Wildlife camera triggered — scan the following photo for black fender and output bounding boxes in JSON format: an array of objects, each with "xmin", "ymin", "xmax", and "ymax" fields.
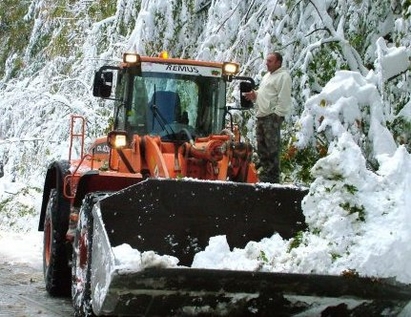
[{"xmin": 38, "ymin": 160, "xmax": 71, "ymax": 231}]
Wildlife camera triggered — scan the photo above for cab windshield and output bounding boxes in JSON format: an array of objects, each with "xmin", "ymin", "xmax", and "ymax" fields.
[{"xmin": 115, "ymin": 66, "xmax": 227, "ymax": 139}]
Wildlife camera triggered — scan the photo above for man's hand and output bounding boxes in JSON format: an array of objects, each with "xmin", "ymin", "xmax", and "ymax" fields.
[{"xmin": 243, "ymin": 90, "xmax": 257, "ymax": 101}]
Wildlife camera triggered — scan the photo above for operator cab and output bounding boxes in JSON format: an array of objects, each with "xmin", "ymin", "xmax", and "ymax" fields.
[
  {"xmin": 93, "ymin": 53, "xmax": 254, "ymax": 144},
  {"xmin": 98, "ymin": 57, "xmax": 230, "ymax": 142}
]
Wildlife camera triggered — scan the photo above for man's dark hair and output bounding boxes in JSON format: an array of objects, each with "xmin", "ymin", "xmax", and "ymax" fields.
[{"xmin": 272, "ymin": 52, "xmax": 283, "ymax": 65}]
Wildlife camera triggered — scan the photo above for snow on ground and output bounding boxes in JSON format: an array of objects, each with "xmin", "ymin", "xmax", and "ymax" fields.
[
  {"xmin": 0, "ymin": 230, "xmax": 43, "ymax": 270},
  {"xmin": 0, "ymin": 174, "xmax": 44, "ymax": 270}
]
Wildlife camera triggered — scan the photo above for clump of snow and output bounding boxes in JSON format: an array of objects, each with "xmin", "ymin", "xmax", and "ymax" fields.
[
  {"xmin": 376, "ymin": 37, "xmax": 410, "ymax": 82},
  {"xmin": 192, "ymin": 235, "xmax": 263, "ymax": 271},
  {"xmin": 300, "ymin": 133, "xmax": 411, "ymax": 283},
  {"xmin": 112, "ymin": 243, "xmax": 179, "ymax": 272},
  {"xmin": 295, "ymin": 69, "xmax": 396, "ymax": 157},
  {"xmin": 192, "ymin": 234, "xmax": 290, "ymax": 272}
]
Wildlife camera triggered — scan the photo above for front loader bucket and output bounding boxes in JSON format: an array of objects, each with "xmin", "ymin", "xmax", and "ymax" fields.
[
  {"xmin": 88, "ymin": 178, "xmax": 411, "ymax": 316},
  {"xmin": 99, "ymin": 178, "xmax": 308, "ymax": 266}
]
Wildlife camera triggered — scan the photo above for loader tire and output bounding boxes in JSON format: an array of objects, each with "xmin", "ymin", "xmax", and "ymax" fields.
[
  {"xmin": 43, "ymin": 188, "xmax": 71, "ymax": 297},
  {"xmin": 72, "ymin": 194, "xmax": 95, "ymax": 317}
]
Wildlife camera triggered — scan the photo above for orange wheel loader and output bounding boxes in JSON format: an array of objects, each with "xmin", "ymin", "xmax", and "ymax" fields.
[{"xmin": 38, "ymin": 53, "xmax": 411, "ymax": 316}]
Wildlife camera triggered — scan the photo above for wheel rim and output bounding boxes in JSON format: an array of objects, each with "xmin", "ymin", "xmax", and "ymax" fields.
[
  {"xmin": 44, "ymin": 217, "xmax": 52, "ymax": 267},
  {"xmin": 74, "ymin": 223, "xmax": 89, "ymax": 294},
  {"xmin": 73, "ymin": 215, "xmax": 92, "ymax": 316},
  {"xmin": 79, "ymin": 229, "xmax": 88, "ymax": 269}
]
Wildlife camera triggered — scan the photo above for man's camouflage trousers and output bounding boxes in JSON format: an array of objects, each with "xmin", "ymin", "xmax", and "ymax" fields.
[{"xmin": 256, "ymin": 113, "xmax": 284, "ymax": 183}]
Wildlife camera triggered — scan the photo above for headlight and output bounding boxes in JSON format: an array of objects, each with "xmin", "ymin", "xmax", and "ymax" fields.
[
  {"xmin": 123, "ymin": 53, "xmax": 141, "ymax": 64},
  {"xmin": 222, "ymin": 62, "xmax": 240, "ymax": 76},
  {"xmin": 107, "ymin": 131, "xmax": 128, "ymax": 148}
]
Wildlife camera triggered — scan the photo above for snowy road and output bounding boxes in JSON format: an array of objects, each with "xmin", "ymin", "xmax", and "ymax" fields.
[
  {"xmin": 0, "ymin": 261, "xmax": 73, "ymax": 317},
  {"xmin": 0, "ymin": 229, "xmax": 73, "ymax": 317}
]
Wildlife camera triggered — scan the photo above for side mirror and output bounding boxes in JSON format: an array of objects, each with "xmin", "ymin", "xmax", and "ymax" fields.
[
  {"xmin": 240, "ymin": 81, "xmax": 254, "ymax": 109},
  {"xmin": 93, "ymin": 71, "xmax": 113, "ymax": 98}
]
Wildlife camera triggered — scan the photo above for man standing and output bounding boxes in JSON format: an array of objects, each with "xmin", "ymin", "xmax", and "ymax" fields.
[{"xmin": 244, "ymin": 52, "xmax": 292, "ymax": 183}]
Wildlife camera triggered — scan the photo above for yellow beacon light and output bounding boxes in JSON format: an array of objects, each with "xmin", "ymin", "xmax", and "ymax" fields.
[{"xmin": 159, "ymin": 51, "xmax": 169, "ymax": 59}]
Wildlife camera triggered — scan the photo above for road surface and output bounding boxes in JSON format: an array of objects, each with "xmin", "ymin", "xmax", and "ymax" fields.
[{"xmin": 0, "ymin": 260, "xmax": 73, "ymax": 317}]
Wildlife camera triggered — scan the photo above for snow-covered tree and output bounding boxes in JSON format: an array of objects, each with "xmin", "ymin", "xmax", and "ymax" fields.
[{"xmin": 0, "ymin": 0, "xmax": 410, "ymax": 185}]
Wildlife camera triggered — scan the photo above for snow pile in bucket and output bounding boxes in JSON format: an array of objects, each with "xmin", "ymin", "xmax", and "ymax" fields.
[{"xmin": 113, "ymin": 243, "xmax": 179, "ymax": 272}]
